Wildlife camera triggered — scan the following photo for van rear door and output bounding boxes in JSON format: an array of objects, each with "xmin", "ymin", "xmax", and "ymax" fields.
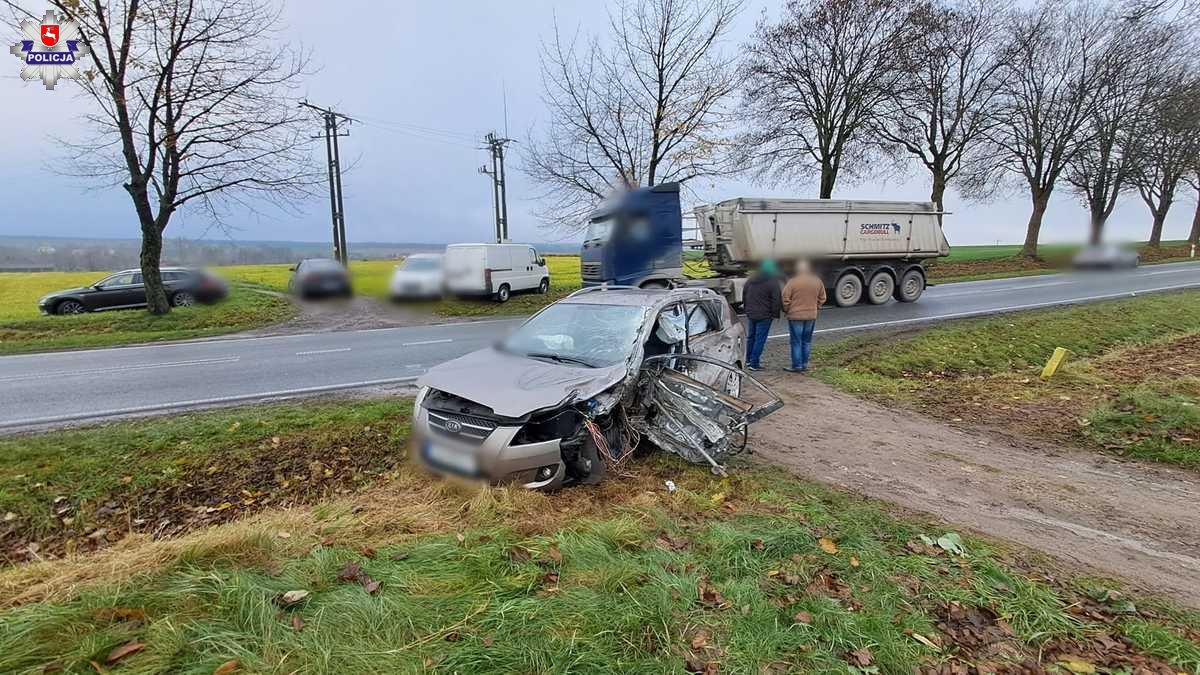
[{"xmin": 446, "ymin": 246, "xmax": 487, "ymax": 294}]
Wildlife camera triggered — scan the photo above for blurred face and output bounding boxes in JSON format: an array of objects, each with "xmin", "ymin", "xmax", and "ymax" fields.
[{"xmin": 794, "ymin": 260, "xmax": 811, "ymax": 276}]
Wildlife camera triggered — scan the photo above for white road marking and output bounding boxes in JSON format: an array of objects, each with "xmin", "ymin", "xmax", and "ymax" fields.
[
  {"xmin": 1143, "ymin": 267, "xmax": 1200, "ymax": 275},
  {"xmin": 0, "ymin": 375, "xmax": 422, "ymax": 429},
  {"xmin": 0, "ymin": 356, "xmax": 241, "ymax": 382},
  {"xmin": 295, "ymin": 347, "xmax": 352, "ymax": 356},
  {"xmin": 932, "ymin": 280, "xmax": 1072, "ymax": 298},
  {"xmin": 767, "ymin": 282, "xmax": 1200, "ymax": 339},
  {"xmin": 402, "ymin": 338, "xmax": 453, "ymax": 347}
]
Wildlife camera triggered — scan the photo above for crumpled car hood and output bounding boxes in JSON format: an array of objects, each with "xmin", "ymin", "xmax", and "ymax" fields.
[{"xmin": 416, "ymin": 347, "xmax": 629, "ymax": 418}]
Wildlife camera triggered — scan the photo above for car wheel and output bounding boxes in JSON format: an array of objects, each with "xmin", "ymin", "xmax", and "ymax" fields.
[
  {"xmin": 538, "ymin": 278, "xmax": 550, "ymax": 294},
  {"xmin": 866, "ymin": 271, "xmax": 895, "ymax": 305},
  {"xmin": 833, "ymin": 272, "xmax": 863, "ymax": 307},
  {"xmin": 55, "ymin": 300, "xmax": 85, "ymax": 315},
  {"xmin": 171, "ymin": 291, "xmax": 195, "ymax": 308},
  {"xmin": 494, "ymin": 284, "xmax": 511, "ymax": 302},
  {"xmin": 894, "ymin": 269, "xmax": 925, "ymax": 303}
]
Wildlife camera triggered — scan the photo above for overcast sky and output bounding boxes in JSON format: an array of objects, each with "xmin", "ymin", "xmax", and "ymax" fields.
[{"xmin": 1, "ymin": 0, "xmax": 1196, "ymax": 248}]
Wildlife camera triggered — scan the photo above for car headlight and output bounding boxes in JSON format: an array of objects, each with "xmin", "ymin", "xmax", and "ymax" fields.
[{"xmin": 414, "ymin": 386, "xmax": 430, "ymax": 409}]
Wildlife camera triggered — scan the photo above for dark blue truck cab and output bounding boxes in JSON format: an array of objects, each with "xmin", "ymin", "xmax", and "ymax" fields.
[{"xmin": 580, "ymin": 183, "xmax": 684, "ymax": 288}]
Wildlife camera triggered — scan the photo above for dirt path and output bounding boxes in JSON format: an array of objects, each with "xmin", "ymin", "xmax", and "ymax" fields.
[{"xmin": 750, "ymin": 373, "xmax": 1200, "ymax": 608}]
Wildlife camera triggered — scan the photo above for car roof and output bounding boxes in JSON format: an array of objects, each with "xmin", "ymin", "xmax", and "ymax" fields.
[
  {"xmin": 112, "ymin": 267, "xmax": 192, "ymax": 274},
  {"xmin": 559, "ymin": 286, "xmax": 721, "ymax": 308},
  {"xmin": 406, "ymin": 253, "xmax": 442, "ymax": 259}
]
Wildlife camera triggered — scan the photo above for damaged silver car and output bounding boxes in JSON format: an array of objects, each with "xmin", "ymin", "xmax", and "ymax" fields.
[{"xmin": 412, "ymin": 286, "xmax": 783, "ymax": 490}]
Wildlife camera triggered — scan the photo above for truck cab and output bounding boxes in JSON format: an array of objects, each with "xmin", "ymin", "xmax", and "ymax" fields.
[{"xmin": 580, "ymin": 183, "xmax": 683, "ymax": 288}]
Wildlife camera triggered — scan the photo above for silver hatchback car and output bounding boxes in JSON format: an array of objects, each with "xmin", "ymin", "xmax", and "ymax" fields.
[{"xmin": 412, "ymin": 286, "xmax": 783, "ymax": 490}]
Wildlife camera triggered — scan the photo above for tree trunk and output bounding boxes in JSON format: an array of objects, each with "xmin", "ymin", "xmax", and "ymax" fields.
[
  {"xmin": 1087, "ymin": 208, "xmax": 1106, "ymax": 246},
  {"xmin": 1188, "ymin": 187, "xmax": 1200, "ymax": 246},
  {"xmin": 1148, "ymin": 209, "xmax": 1167, "ymax": 248},
  {"xmin": 818, "ymin": 162, "xmax": 837, "ymax": 199},
  {"xmin": 139, "ymin": 222, "xmax": 171, "ymax": 315},
  {"xmin": 930, "ymin": 171, "xmax": 946, "ymax": 227},
  {"xmin": 1020, "ymin": 190, "xmax": 1050, "ymax": 258}
]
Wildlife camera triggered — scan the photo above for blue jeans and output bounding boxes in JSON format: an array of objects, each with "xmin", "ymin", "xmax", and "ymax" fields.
[
  {"xmin": 788, "ymin": 319, "xmax": 816, "ymax": 370},
  {"xmin": 745, "ymin": 318, "xmax": 773, "ymax": 368}
]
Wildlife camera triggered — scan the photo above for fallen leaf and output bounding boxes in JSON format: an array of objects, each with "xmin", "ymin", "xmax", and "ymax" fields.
[
  {"xmin": 40, "ymin": 661, "xmax": 64, "ymax": 673},
  {"xmin": 290, "ymin": 615, "xmax": 305, "ymax": 632},
  {"xmin": 690, "ymin": 632, "xmax": 709, "ymax": 649},
  {"xmin": 455, "ymin": 532, "xmax": 466, "ymax": 543},
  {"xmin": 105, "ymin": 640, "xmax": 145, "ymax": 665},
  {"xmin": 818, "ymin": 538, "xmax": 838, "ymax": 554},
  {"xmin": 847, "ymin": 646, "xmax": 873, "ymax": 666},
  {"xmin": 337, "ymin": 562, "xmax": 363, "ymax": 582},
  {"xmin": 362, "ymin": 576, "xmax": 382, "ymax": 594},
  {"xmin": 793, "ymin": 611, "xmax": 813, "ymax": 625},
  {"xmin": 213, "ymin": 660, "xmax": 239, "ymax": 675},
  {"xmin": 849, "ymin": 556, "xmax": 860, "ymax": 568},
  {"xmin": 542, "ymin": 544, "xmax": 563, "ymax": 564},
  {"xmin": 277, "ymin": 590, "xmax": 309, "ymax": 607},
  {"xmin": 1059, "ymin": 660, "xmax": 1096, "ymax": 674},
  {"xmin": 444, "ymin": 632, "xmax": 460, "ymax": 642},
  {"xmin": 910, "ymin": 633, "xmax": 939, "ymax": 650}
]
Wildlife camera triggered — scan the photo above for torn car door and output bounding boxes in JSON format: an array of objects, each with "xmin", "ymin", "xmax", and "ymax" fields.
[{"xmin": 634, "ymin": 354, "xmax": 783, "ymax": 475}]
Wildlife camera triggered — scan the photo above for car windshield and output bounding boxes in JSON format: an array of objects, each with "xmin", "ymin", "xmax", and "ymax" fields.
[
  {"xmin": 401, "ymin": 257, "xmax": 441, "ymax": 271},
  {"xmin": 501, "ymin": 302, "xmax": 648, "ymax": 368},
  {"xmin": 585, "ymin": 216, "xmax": 614, "ymax": 242}
]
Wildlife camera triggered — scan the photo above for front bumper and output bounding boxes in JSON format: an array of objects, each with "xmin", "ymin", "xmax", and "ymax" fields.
[{"xmin": 412, "ymin": 404, "xmax": 566, "ymax": 490}]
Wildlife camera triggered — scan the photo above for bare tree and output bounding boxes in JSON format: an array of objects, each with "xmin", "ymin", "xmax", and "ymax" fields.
[
  {"xmin": 523, "ymin": 0, "xmax": 742, "ymax": 229},
  {"xmin": 1065, "ymin": 16, "xmax": 1183, "ymax": 244},
  {"xmin": 1130, "ymin": 77, "xmax": 1200, "ymax": 247},
  {"xmin": 871, "ymin": 0, "xmax": 1008, "ymax": 216},
  {"xmin": 8, "ymin": 0, "xmax": 316, "ymax": 314},
  {"xmin": 987, "ymin": 1, "xmax": 1109, "ymax": 258},
  {"xmin": 1187, "ymin": 171, "xmax": 1200, "ymax": 246},
  {"xmin": 741, "ymin": 0, "xmax": 917, "ymax": 198}
]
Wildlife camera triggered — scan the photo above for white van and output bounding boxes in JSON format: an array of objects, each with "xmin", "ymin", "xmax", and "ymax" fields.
[{"xmin": 443, "ymin": 243, "xmax": 550, "ymax": 302}]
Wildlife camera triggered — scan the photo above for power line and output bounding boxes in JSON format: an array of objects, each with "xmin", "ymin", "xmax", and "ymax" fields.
[{"xmin": 300, "ymin": 99, "xmax": 352, "ymax": 265}]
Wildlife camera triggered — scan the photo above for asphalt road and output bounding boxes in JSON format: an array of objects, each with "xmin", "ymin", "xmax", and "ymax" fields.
[{"xmin": 2, "ymin": 261, "xmax": 1200, "ymax": 430}]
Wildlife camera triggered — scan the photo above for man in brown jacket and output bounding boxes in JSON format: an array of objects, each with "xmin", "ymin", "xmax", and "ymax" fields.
[{"xmin": 781, "ymin": 259, "xmax": 827, "ymax": 372}]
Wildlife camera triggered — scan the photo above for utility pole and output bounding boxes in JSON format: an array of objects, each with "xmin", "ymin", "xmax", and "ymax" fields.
[
  {"xmin": 481, "ymin": 132, "xmax": 513, "ymax": 243},
  {"xmin": 300, "ymin": 100, "xmax": 353, "ymax": 265}
]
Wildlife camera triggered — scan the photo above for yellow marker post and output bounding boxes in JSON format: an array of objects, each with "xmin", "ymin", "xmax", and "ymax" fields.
[{"xmin": 1041, "ymin": 347, "xmax": 1069, "ymax": 379}]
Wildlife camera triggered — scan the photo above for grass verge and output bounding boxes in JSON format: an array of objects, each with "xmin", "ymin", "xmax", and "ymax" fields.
[
  {"xmin": 0, "ymin": 285, "xmax": 294, "ymax": 355},
  {"xmin": 0, "ymin": 399, "xmax": 411, "ymax": 564},
  {"xmin": 813, "ymin": 290, "xmax": 1200, "ymax": 468},
  {"xmin": 0, "ymin": 401, "xmax": 1198, "ymax": 673}
]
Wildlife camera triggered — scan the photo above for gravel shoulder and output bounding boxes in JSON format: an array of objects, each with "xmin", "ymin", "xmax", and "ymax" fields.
[{"xmin": 750, "ymin": 372, "xmax": 1200, "ymax": 608}]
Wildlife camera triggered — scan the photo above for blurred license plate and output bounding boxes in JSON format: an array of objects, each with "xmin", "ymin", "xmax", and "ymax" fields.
[{"xmin": 424, "ymin": 440, "xmax": 478, "ymax": 475}]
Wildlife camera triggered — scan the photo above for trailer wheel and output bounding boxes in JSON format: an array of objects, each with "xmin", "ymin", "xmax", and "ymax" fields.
[
  {"xmin": 895, "ymin": 269, "xmax": 925, "ymax": 303},
  {"xmin": 833, "ymin": 272, "xmax": 863, "ymax": 307},
  {"xmin": 866, "ymin": 271, "xmax": 894, "ymax": 305}
]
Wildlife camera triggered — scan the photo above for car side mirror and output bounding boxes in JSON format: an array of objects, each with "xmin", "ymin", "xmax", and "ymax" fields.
[
  {"xmin": 538, "ymin": 258, "xmax": 546, "ymax": 266},
  {"xmin": 288, "ymin": 266, "xmax": 296, "ymax": 272}
]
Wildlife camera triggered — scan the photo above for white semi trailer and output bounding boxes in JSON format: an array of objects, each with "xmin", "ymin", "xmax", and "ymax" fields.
[
  {"xmin": 693, "ymin": 198, "xmax": 950, "ymax": 306},
  {"xmin": 580, "ymin": 184, "xmax": 950, "ymax": 307}
]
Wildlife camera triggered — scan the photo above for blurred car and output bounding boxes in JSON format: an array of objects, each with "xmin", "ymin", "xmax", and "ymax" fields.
[
  {"xmin": 38, "ymin": 267, "xmax": 227, "ymax": 315},
  {"xmin": 389, "ymin": 253, "xmax": 444, "ymax": 300},
  {"xmin": 412, "ymin": 286, "xmax": 782, "ymax": 491},
  {"xmin": 1073, "ymin": 243, "xmax": 1139, "ymax": 270},
  {"xmin": 288, "ymin": 258, "xmax": 352, "ymax": 298}
]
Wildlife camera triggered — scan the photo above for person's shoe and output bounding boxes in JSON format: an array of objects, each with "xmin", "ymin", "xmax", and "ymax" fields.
[
  {"xmin": 747, "ymin": 365, "xmax": 762, "ymax": 371},
  {"xmin": 784, "ymin": 366, "xmax": 801, "ymax": 373}
]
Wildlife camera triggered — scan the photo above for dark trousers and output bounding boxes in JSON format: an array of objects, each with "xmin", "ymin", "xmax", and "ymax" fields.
[
  {"xmin": 788, "ymin": 319, "xmax": 816, "ymax": 370},
  {"xmin": 745, "ymin": 318, "xmax": 773, "ymax": 368}
]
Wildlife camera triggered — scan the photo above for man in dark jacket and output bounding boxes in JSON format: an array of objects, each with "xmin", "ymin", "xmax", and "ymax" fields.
[{"xmin": 742, "ymin": 260, "xmax": 782, "ymax": 371}]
